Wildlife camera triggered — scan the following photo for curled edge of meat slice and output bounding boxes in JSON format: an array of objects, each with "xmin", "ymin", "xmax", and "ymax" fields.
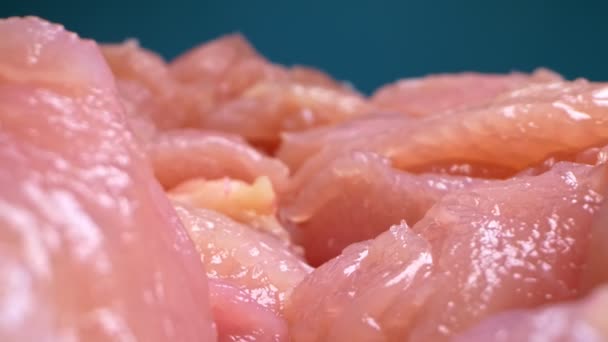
[
  {"xmin": 279, "ymin": 79, "xmax": 608, "ymax": 176},
  {"xmin": 146, "ymin": 129, "xmax": 290, "ymax": 192},
  {"xmin": 169, "ymin": 33, "xmax": 261, "ymax": 85},
  {"xmin": 370, "ymin": 68, "xmax": 563, "ymax": 117}
]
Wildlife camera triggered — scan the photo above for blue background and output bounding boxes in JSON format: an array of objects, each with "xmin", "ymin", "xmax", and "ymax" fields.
[{"xmin": 2, "ymin": 0, "xmax": 607, "ymax": 93}]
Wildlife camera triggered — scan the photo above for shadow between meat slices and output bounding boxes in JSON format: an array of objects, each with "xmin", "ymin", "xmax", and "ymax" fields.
[
  {"xmin": 0, "ymin": 17, "xmax": 216, "ymax": 341},
  {"xmin": 286, "ymin": 162, "xmax": 606, "ymax": 341}
]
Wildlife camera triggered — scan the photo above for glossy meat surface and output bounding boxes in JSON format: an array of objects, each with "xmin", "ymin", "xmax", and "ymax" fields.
[
  {"xmin": 101, "ymin": 41, "xmax": 189, "ymax": 134},
  {"xmin": 179, "ymin": 39, "xmax": 369, "ymax": 148},
  {"xmin": 453, "ymin": 285, "xmax": 608, "ymax": 341},
  {"xmin": 286, "ymin": 162, "xmax": 606, "ymax": 341},
  {"xmin": 175, "ymin": 203, "xmax": 311, "ymax": 313},
  {"xmin": 279, "ymin": 81, "xmax": 608, "ymax": 174},
  {"xmin": 147, "ymin": 129, "xmax": 289, "ymax": 191},
  {"xmin": 0, "ymin": 17, "xmax": 216, "ymax": 342},
  {"xmin": 370, "ymin": 69, "xmax": 562, "ymax": 117},
  {"xmin": 209, "ymin": 279, "xmax": 288, "ymax": 342},
  {"xmin": 281, "ymin": 151, "xmax": 486, "ymax": 265}
]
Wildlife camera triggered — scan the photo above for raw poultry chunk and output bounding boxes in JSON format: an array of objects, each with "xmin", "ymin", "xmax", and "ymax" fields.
[
  {"xmin": 147, "ymin": 129, "xmax": 289, "ymax": 191},
  {"xmin": 281, "ymin": 151, "xmax": 486, "ymax": 265},
  {"xmin": 286, "ymin": 162, "xmax": 606, "ymax": 341},
  {"xmin": 370, "ymin": 69, "xmax": 561, "ymax": 117},
  {"xmin": 0, "ymin": 17, "xmax": 216, "ymax": 342},
  {"xmin": 174, "ymin": 203, "xmax": 311, "ymax": 314},
  {"xmin": 279, "ymin": 81, "xmax": 608, "ymax": 174},
  {"xmin": 453, "ymin": 285, "xmax": 608, "ymax": 341}
]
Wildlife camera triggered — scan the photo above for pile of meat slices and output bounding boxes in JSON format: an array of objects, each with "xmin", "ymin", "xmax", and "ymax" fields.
[{"xmin": 2, "ymin": 16, "xmax": 608, "ymax": 342}]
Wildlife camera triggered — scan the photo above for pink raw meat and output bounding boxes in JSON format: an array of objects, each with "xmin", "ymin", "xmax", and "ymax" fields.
[
  {"xmin": 170, "ymin": 33, "xmax": 265, "ymax": 88},
  {"xmin": 286, "ymin": 162, "xmax": 607, "ymax": 341},
  {"xmin": 147, "ymin": 129, "xmax": 289, "ymax": 191},
  {"xmin": 453, "ymin": 285, "xmax": 608, "ymax": 341},
  {"xmin": 101, "ymin": 41, "xmax": 192, "ymax": 133},
  {"xmin": 289, "ymin": 65, "xmax": 350, "ymax": 90},
  {"xmin": 209, "ymin": 279, "xmax": 288, "ymax": 342},
  {"xmin": 581, "ymin": 187, "xmax": 608, "ymax": 293},
  {"xmin": 169, "ymin": 33, "xmax": 287, "ymax": 124},
  {"xmin": 104, "ymin": 33, "xmax": 369, "ymax": 150},
  {"xmin": 516, "ymin": 143, "xmax": 608, "ymax": 177},
  {"xmin": 202, "ymin": 80, "xmax": 370, "ymax": 150},
  {"xmin": 281, "ymin": 151, "xmax": 487, "ymax": 265},
  {"xmin": 0, "ymin": 17, "xmax": 216, "ymax": 341},
  {"xmin": 278, "ymin": 113, "xmax": 410, "ymax": 171},
  {"xmin": 279, "ymin": 80, "xmax": 608, "ymax": 174},
  {"xmin": 371, "ymin": 69, "xmax": 562, "ymax": 117},
  {"xmin": 168, "ymin": 34, "xmax": 368, "ymax": 149},
  {"xmin": 174, "ymin": 203, "xmax": 311, "ymax": 314}
]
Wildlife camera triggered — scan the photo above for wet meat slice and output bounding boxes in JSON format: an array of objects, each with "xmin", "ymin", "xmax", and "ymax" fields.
[
  {"xmin": 168, "ymin": 33, "xmax": 285, "ymax": 119},
  {"xmin": 170, "ymin": 177, "xmax": 276, "ymax": 224},
  {"xmin": 101, "ymin": 41, "xmax": 192, "ymax": 132},
  {"xmin": 174, "ymin": 203, "xmax": 311, "ymax": 314},
  {"xmin": 169, "ymin": 33, "xmax": 266, "ymax": 88},
  {"xmin": 278, "ymin": 113, "xmax": 410, "ymax": 171},
  {"xmin": 104, "ymin": 33, "xmax": 369, "ymax": 148},
  {"xmin": 371, "ymin": 68, "xmax": 562, "ymax": 117},
  {"xmin": 101, "ymin": 40, "xmax": 173, "ymax": 99},
  {"xmin": 146, "ymin": 129, "xmax": 289, "ymax": 191},
  {"xmin": 170, "ymin": 176, "xmax": 293, "ymax": 244},
  {"xmin": 279, "ymin": 80, "xmax": 608, "ymax": 175},
  {"xmin": 286, "ymin": 162, "xmax": 606, "ymax": 341},
  {"xmin": 202, "ymin": 80, "xmax": 370, "ymax": 149},
  {"xmin": 453, "ymin": 285, "xmax": 608, "ymax": 342},
  {"xmin": 581, "ymin": 187, "xmax": 608, "ymax": 293},
  {"xmin": 168, "ymin": 34, "xmax": 368, "ymax": 148},
  {"xmin": 0, "ymin": 17, "xmax": 216, "ymax": 341},
  {"xmin": 209, "ymin": 279, "xmax": 289, "ymax": 342},
  {"xmin": 281, "ymin": 151, "xmax": 486, "ymax": 265},
  {"xmin": 288, "ymin": 222, "xmax": 433, "ymax": 342}
]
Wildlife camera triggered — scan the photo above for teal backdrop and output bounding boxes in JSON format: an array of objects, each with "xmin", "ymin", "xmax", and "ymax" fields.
[{"xmin": 2, "ymin": 0, "xmax": 607, "ymax": 93}]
